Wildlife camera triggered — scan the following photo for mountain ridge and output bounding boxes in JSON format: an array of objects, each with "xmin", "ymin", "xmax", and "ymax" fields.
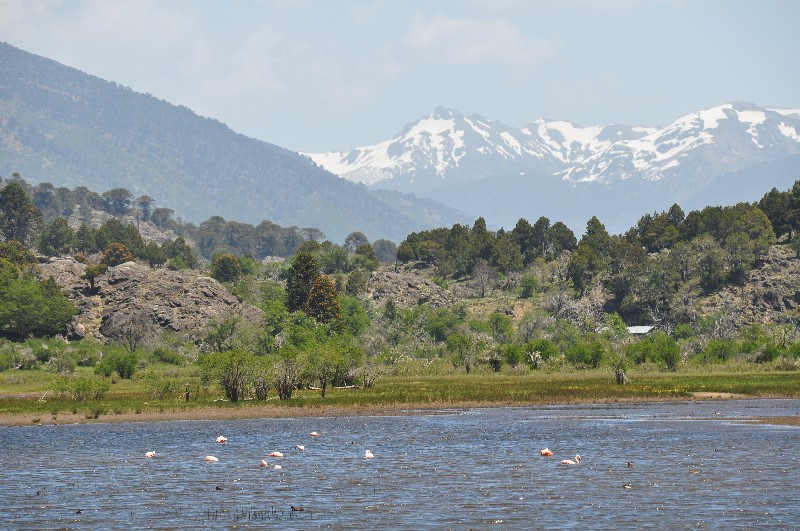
[
  {"xmin": 306, "ymin": 101, "xmax": 800, "ymax": 232},
  {"xmin": 0, "ymin": 42, "xmax": 467, "ymax": 243}
]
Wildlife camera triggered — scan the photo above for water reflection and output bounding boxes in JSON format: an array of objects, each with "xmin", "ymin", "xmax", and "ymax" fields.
[{"xmin": 1, "ymin": 399, "xmax": 798, "ymax": 528}]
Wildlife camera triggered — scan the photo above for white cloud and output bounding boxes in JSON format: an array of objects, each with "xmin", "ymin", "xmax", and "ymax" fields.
[{"xmin": 403, "ymin": 15, "xmax": 551, "ymax": 67}]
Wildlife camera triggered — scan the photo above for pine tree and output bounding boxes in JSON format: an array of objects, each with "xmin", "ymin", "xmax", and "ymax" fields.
[
  {"xmin": 305, "ymin": 275, "xmax": 343, "ymax": 329},
  {"xmin": 285, "ymin": 251, "xmax": 320, "ymax": 313}
]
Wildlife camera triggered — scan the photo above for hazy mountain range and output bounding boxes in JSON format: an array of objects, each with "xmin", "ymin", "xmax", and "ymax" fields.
[
  {"xmin": 0, "ymin": 42, "xmax": 466, "ymax": 243},
  {"xmin": 307, "ymin": 103, "xmax": 800, "ymax": 233},
  {"xmin": 2, "ymin": 40, "xmax": 799, "ymax": 243}
]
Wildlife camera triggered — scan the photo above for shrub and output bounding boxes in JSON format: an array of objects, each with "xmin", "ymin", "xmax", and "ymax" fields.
[
  {"xmin": 210, "ymin": 253, "xmax": 242, "ymax": 283},
  {"xmin": 95, "ymin": 350, "xmax": 139, "ymax": 379},
  {"xmin": 100, "ymin": 243, "xmax": 134, "ymax": 266},
  {"xmin": 53, "ymin": 376, "xmax": 110, "ymax": 401},
  {"xmin": 0, "ymin": 262, "xmax": 77, "ymax": 340},
  {"xmin": 566, "ymin": 340, "xmax": 606, "ymax": 369},
  {"xmin": 152, "ymin": 347, "xmax": 184, "ymax": 366},
  {"xmin": 519, "ymin": 274, "xmax": 538, "ymax": 299},
  {"xmin": 627, "ymin": 332, "xmax": 681, "ymax": 370},
  {"xmin": 702, "ymin": 339, "xmax": 737, "ymax": 363},
  {"xmin": 524, "ymin": 338, "xmax": 558, "ymax": 368},
  {"xmin": 755, "ymin": 343, "xmax": 784, "ymax": 364},
  {"xmin": 48, "ymin": 353, "xmax": 76, "ymax": 373}
]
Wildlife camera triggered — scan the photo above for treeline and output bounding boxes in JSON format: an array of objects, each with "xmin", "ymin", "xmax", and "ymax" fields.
[
  {"xmin": 4, "ymin": 175, "xmax": 325, "ymax": 260},
  {"xmin": 398, "ymin": 183, "xmax": 799, "ymax": 326}
]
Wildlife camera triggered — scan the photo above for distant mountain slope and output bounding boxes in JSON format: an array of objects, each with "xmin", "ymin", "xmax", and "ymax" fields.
[
  {"xmin": 307, "ymin": 103, "xmax": 800, "ymax": 233},
  {"xmin": 0, "ymin": 42, "xmax": 466, "ymax": 242}
]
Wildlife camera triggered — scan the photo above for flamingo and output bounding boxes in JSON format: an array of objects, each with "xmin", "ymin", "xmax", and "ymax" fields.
[
  {"xmin": 145, "ymin": 451, "xmax": 156, "ymax": 458},
  {"xmin": 540, "ymin": 448, "xmax": 553, "ymax": 457},
  {"xmin": 268, "ymin": 451, "xmax": 284, "ymax": 458},
  {"xmin": 274, "ymin": 464, "xmax": 282, "ymax": 470},
  {"xmin": 309, "ymin": 432, "xmax": 319, "ymax": 437},
  {"xmin": 259, "ymin": 459, "xmax": 269, "ymax": 467},
  {"xmin": 216, "ymin": 436, "xmax": 228, "ymax": 444},
  {"xmin": 295, "ymin": 444, "xmax": 305, "ymax": 451},
  {"xmin": 204, "ymin": 455, "xmax": 219, "ymax": 462},
  {"xmin": 560, "ymin": 455, "xmax": 581, "ymax": 465},
  {"xmin": 365, "ymin": 450, "xmax": 374, "ymax": 459}
]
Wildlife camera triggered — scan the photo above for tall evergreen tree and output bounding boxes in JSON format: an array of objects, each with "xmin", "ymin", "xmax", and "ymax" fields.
[
  {"xmin": 305, "ymin": 274, "xmax": 343, "ymax": 329},
  {"xmin": 285, "ymin": 251, "xmax": 320, "ymax": 313},
  {"xmin": 0, "ymin": 181, "xmax": 42, "ymax": 246}
]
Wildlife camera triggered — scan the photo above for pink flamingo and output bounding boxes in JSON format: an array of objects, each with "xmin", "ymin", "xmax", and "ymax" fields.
[
  {"xmin": 259, "ymin": 459, "xmax": 269, "ymax": 467},
  {"xmin": 560, "ymin": 455, "xmax": 581, "ymax": 465},
  {"xmin": 365, "ymin": 450, "xmax": 374, "ymax": 459},
  {"xmin": 204, "ymin": 455, "xmax": 219, "ymax": 462},
  {"xmin": 216, "ymin": 436, "xmax": 228, "ymax": 444},
  {"xmin": 310, "ymin": 432, "xmax": 320, "ymax": 437},
  {"xmin": 145, "ymin": 451, "xmax": 156, "ymax": 458},
  {"xmin": 295, "ymin": 444, "xmax": 305, "ymax": 451},
  {"xmin": 268, "ymin": 451, "xmax": 284, "ymax": 458},
  {"xmin": 540, "ymin": 448, "xmax": 553, "ymax": 456}
]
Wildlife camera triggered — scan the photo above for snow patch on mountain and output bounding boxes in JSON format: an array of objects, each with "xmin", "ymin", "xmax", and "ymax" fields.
[{"xmin": 306, "ymin": 102, "xmax": 800, "ymax": 189}]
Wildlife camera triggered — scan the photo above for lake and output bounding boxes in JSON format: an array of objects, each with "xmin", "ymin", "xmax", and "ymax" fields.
[{"xmin": 1, "ymin": 399, "xmax": 798, "ymax": 529}]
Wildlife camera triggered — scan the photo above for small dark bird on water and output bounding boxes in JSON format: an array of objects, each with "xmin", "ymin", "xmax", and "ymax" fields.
[
  {"xmin": 75, "ymin": 509, "xmax": 82, "ymax": 514},
  {"xmin": 627, "ymin": 461, "xmax": 634, "ymax": 468},
  {"xmin": 291, "ymin": 505, "xmax": 304, "ymax": 512},
  {"xmin": 215, "ymin": 486, "xmax": 224, "ymax": 491}
]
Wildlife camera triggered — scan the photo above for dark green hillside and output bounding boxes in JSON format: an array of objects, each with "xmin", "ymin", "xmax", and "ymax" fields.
[{"xmin": 0, "ymin": 42, "xmax": 465, "ymax": 242}]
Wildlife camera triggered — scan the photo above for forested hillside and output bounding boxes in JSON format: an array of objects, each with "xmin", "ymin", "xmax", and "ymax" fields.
[{"xmin": 0, "ymin": 42, "xmax": 466, "ymax": 242}]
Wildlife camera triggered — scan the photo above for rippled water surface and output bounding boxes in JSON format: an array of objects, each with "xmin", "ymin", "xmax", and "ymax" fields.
[{"xmin": 2, "ymin": 399, "xmax": 799, "ymax": 529}]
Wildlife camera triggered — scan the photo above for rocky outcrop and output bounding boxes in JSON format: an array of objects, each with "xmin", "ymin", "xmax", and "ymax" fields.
[
  {"xmin": 38, "ymin": 258, "xmax": 262, "ymax": 341},
  {"xmin": 366, "ymin": 270, "xmax": 454, "ymax": 308},
  {"xmin": 698, "ymin": 246, "xmax": 800, "ymax": 328}
]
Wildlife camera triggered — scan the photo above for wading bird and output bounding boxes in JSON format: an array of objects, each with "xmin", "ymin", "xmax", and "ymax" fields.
[
  {"xmin": 540, "ymin": 448, "xmax": 553, "ymax": 456},
  {"xmin": 560, "ymin": 455, "xmax": 581, "ymax": 465}
]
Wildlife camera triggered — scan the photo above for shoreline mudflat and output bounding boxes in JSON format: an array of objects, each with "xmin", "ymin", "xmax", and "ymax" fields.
[{"xmin": 4, "ymin": 395, "xmax": 799, "ymax": 427}]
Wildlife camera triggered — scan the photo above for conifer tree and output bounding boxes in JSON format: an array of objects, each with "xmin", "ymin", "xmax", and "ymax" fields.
[
  {"xmin": 305, "ymin": 274, "xmax": 343, "ymax": 329},
  {"xmin": 285, "ymin": 251, "xmax": 320, "ymax": 313}
]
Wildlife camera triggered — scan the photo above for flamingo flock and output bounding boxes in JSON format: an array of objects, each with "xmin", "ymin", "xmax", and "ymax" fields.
[{"xmin": 145, "ymin": 429, "xmax": 378, "ymax": 480}]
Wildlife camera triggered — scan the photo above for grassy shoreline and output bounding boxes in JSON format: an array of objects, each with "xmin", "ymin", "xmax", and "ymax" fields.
[{"xmin": 2, "ymin": 371, "xmax": 798, "ymax": 427}]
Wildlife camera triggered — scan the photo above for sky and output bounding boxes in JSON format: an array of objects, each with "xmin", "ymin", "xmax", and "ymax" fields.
[{"xmin": 1, "ymin": 0, "xmax": 798, "ymax": 153}]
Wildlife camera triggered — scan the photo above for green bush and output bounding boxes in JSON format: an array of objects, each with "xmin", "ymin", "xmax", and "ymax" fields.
[
  {"xmin": 524, "ymin": 338, "xmax": 559, "ymax": 365},
  {"xmin": 152, "ymin": 347, "xmax": 184, "ymax": 366},
  {"xmin": 95, "ymin": 350, "xmax": 138, "ymax": 379},
  {"xmin": 756, "ymin": 343, "xmax": 784, "ymax": 364},
  {"xmin": 0, "ymin": 260, "xmax": 77, "ymax": 340},
  {"xmin": 502, "ymin": 344, "xmax": 524, "ymax": 366},
  {"xmin": 48, "ymin": 353, "xmax": 76, "ymax": 373},
  {"xmin": 53, "ymin": 376, "xmax": 110, "ymax": 401},
  {"xmin": 627, "ymin": 332, "xmax": 681, "ymax": 370},
  {"xmin": 566, "ymin": 340, "xmax": 605, "ymax": 369},
  {"xmin": 519, "ymin": 274, "xmax": 538, "ymax": 299},
  {"xmin": 702, "ymin": 339, "xmax": 737, "ymax": 363},
  {"xmin": 210, "ymin": 253, "xmax": 242, "ymax": 283}
]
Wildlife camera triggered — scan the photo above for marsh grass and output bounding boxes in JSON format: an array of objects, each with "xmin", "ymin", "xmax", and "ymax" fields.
[{"xmin": 2, "ymin": 368, "xmax": 797, "ymax": 420}]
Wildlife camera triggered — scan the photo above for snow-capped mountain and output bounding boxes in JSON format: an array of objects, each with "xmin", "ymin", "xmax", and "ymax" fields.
[
  {"xmin": 306, "ymin": 102, "xmax": 800, "ymax": 233},
  {"xmin": 561, "ymin": 102, "xmax": 800, "ymax": 183},
  {"xmin": 307, "ymin": 106, "xmax": 654, "ymax": 190}
]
